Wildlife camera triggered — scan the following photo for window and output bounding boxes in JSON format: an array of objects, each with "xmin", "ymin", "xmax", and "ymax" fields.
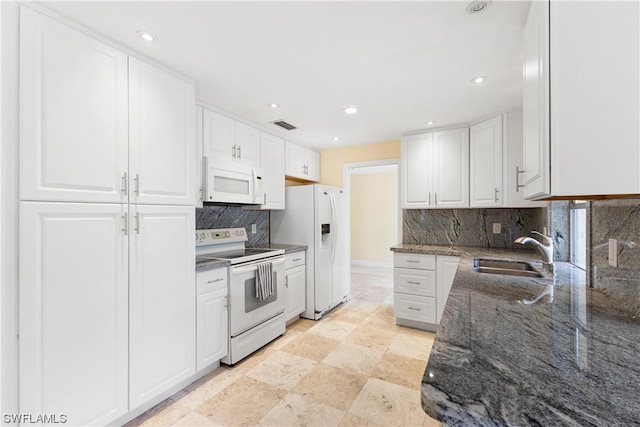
[{"xmin": 570, "ymin": 201, "xmax": 588, "ymax": 270}]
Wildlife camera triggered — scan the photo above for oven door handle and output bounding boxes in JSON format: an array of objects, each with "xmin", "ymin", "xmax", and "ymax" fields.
[{"xmin": 231, "ymin": 257, "xmax": 285, "ymax": 273}]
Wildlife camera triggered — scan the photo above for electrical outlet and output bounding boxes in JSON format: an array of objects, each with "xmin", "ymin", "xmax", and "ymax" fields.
[
  {"xmin": 251, "ymin": 224, "xmax": 257, "ymax": 234},
  {"xmin": 609, "ymin": 238, "xmax": 618, "ymax": 267},
  {"xmin": 492, "ymin": 223, "xmax": 501, "ymax": 234}
]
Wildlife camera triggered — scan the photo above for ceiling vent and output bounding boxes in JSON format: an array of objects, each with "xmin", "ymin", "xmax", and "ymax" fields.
[
  {"xmin": 271, "ymin": 120, "xmax": 297, "ymax": 131},
  {"xmin": 466, "ymin": 0, "xmax": 491, "ymax": 14}
]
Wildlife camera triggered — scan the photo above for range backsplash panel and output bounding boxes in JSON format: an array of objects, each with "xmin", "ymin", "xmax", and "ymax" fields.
[
  {"xmin": 196, "ymin": 204, "xmax": 268, "ymax": 247},
  {"xmin": 403, "ymin": 208, "xmax": 547, "ymax": 251}
]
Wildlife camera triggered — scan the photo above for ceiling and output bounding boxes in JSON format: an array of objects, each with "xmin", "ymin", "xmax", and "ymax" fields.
[{"xmin": 38, "ymin": 1, "xmax": 531, "ymax": 150}]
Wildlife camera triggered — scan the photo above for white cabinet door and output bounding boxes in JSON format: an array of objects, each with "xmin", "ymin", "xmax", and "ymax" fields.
[
  {"xmin": 503, "ymin": 109, "xmax": 546, "ymax": 207},
  {"xmin": 433, "ymin": 128, "xmax": 469, "ymax": 209},
  {"xmin": 20, "ymin": 202, "xmax": 128, "ymax": 426},
  {"xmin": 470, "ymin": 116, "xmax": 503, "ymax": 208},
  {"xmin": 197, "ymin": 287, "xmax": 228, "ymax": 371},
  {"xmin": 305, "ymin": 149, "xmax": 320, "ymax": 182},
  {"xmin": 19, "ymin": 7, "xmax": 128, "ymax": 204},
  {"xmin": 400, "ymin": 133, "xmax": 433, "ymax": 208},
  {"xmin": 285, "ymin": 265, "xmax": 306, "ymax": 322},
  {"xmin": 129, "ymin": 205, "xmax": 196, "ymax": 409},
  {"xmin": 259, "ymin": 132, "xmax": 285, "ymax": 209},
  {"xmin": 522, "ymin": 0, "xmax": 550, "ymax": 200},
  {"xmin": 129, "ymin": 58, "xmax": 196, "ymax": 206},
  {"xmin": 203, "ymin": 108, "xmax": 235, "ymax": 165},
  {"xmin": 234, "ymin": 121, "xmax": 261, "ymax": 169},
  {"xmin": 285, "ymin": 141, "xmax": 306, "ymax": 179},
  {"xmin": 436, "ymin": 256, "xmax": 459, "ymax": 324}
]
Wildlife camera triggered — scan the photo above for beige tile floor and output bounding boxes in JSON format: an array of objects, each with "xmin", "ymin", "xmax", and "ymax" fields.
[{"xmin": 127, "ymin": 265, "xmax": 442, "ymax": 427}]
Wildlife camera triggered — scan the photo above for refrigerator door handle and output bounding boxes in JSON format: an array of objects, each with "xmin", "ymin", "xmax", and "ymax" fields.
[{"xmin": 329, "ymin": 192, "xmax": 337, "ymax": 263}]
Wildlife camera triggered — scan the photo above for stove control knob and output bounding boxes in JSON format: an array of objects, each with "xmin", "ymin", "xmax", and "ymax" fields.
[{"xmin": 225, "ymin": 231, "xmax": 230, "ymax": 237}]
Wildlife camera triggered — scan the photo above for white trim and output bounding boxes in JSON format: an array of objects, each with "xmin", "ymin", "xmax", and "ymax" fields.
[{"xmin": 351, "ymin": 260, "xmax": 393, "ymax": 269}]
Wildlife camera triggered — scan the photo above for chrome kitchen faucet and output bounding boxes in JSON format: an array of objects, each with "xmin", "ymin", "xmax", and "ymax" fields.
[{"xmin": 515, "ymin": 231, "xmax": 554, "ymax": 273}]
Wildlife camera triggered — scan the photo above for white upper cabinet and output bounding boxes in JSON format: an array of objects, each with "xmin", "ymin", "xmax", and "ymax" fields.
[
  {"xmin": 470, "ymin": 116, "xmax": 503, "ymax": 208},
  {"xmin": 433, "ymin": 128, "xmax": 469, "ymax": 209},
  {"xmin": 523, "ymin": 1, "xmax": 640, "ymax": 199},
  {"xmin": 522, "ymin": 0, "xmax": 550, "ymax": 200},
  {"xmin": 285, "ymin": 141, "xmax": 319, "ymax": 182},
  {"xmin": 129, "ymin": 58, "xmax": 196, "ymax": 206},
  {"xmin": 254, "ymin": 132, "xmax": 285, "ymax": 210},
  {"xmin": 20, "ymin": 202, "xmax": 129, "ymax": 426},
  {"xmin": 202, "ymin": 109, "xmax": 261, "ymax": 169},
  {"xmin": 401, "ymin": 133, "xmax": 433, "ymax": 208},
  {"xmin": 20, "ymin": 7, "xmax": 128, "ymax": 204},
  {"xmin": 401, "ymin": 128, "xmax": 469, "ymax": 209}
]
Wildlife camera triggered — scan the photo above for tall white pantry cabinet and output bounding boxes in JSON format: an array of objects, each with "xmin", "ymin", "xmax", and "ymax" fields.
[{"xmin": 18, "ymin": 6, "xmax": 196, "ymax": 425}]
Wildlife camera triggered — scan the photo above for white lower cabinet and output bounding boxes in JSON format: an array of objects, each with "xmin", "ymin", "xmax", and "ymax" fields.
[
  {"xmin": 393, "ymin": 252, "xmax": 459, "ymax": 331},
  {"xmin": 19, "ymin": 202, "xmax": 129, "ymax": 426},
  {"xmin": 284, "ymin": 251, "xmax": 306, "ymax": 322},
  {"xmin": 196, "ymin": 268, "xmax": 228, "ymax": 371},
  {"xmin": 129, "ymin": 205, "xmax": 196, "ymax": 409}
]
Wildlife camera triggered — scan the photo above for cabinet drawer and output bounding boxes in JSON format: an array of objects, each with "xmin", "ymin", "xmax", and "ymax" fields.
[
  {"xmin": 285, "ymin": 251, "xmax": 306, "ymax": 269},
  {"xmin": 393, "ymin": 253, "xmax": 435, "ymax": 270},
  {"xmin": 394, "ymin": 293, "xmax": 437, "ymax": 324},
  {"xmin": 394, "ymin": 268, "xmax": 436, "ymax": 297},
  {"xmin": 197, "ymin": 268, "xmax": 227, "ymax": 295}
]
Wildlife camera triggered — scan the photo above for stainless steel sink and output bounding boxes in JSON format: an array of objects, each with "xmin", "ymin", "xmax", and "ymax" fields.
[{"xmin": 472, "ymin": 258, "xmax": 543, "ymax": 278}]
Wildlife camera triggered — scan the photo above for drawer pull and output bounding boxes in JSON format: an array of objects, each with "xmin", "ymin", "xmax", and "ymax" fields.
[
  {"xmin": 292, "ymin": 258, "xmax": 302, "ymax": 262},
  {"xmin": 407, "ymin": 281, "xmax": 421, "ymax": 285},
  {"xmin": 207, "ymin": 278, "xmax": 224, "ymax": 284},
  {"xmin": 406, "ymin": 260, "xmax": 420, "ymax": 264},
  {"xmin": 408, "ymin": 306, "xmax": 421, "ymax": 311}
]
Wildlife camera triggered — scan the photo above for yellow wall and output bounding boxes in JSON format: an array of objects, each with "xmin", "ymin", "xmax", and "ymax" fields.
[
  {"xmin": 320, "ymin": 140, "xmax": 400, "ymax": 187},
  {"xmin": 351, "ymin": 171, "xmax": 398, "ymax": 264}
]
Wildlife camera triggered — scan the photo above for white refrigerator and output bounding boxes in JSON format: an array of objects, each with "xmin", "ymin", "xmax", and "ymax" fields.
[{"xmin": 270, "ymin": 184, "xmax": 350, "ymax": 320}]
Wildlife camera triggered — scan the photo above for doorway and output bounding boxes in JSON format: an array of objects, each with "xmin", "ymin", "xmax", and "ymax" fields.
[{"xmin": 344, "ymin": 160, "xmax": 400, "ymax": 268}]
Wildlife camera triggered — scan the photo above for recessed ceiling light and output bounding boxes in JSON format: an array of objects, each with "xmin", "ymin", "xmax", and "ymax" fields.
[
  {"xmin": 466, "ymin": 0, "xmax": 492, "ymax": 15},
  {"xmin": 332, "ymin": 136, "xmax": 340, "ymax": 142},
  {"xmin": 426, "ymin": 121, "xmax": 435, "ymax": 126},
  {"xmin": 268, "ymin": 103, "xmax": 279, "ymax": 109},
  {"xmin": 472, "ymin": 76, "xmax": 487, "ymax": 84},
  {"xmin": 344, "ymin": 105, "xmax": 359, "ymax": 114},
  {"xmin": 136, "ymin": 30, "xmax": 157, "ymax": 42}
]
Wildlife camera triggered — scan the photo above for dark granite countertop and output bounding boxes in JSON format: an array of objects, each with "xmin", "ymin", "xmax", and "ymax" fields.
[
  {"xmin": 196, "ymin": 259, "xmax": 228, "ymax": 273},
  {"xmin": 420, "ymin": 246, "xmax": 640, "ymax": 426},
  {"xmin": 252, "ymin": 243, "xmax": 307, "ymax": 253}
]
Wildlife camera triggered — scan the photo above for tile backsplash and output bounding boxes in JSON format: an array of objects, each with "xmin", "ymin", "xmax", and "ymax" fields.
[
  {"xmin": 403, "ymin": 208, "xmax": 547, "ymax": 250},
  {"xmin": 196, "ymin": 204, "xmax": 268, "ymax": 247}
]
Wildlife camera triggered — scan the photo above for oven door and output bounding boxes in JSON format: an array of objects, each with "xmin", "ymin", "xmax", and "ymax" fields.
[{"xmin": 228, "ymin": 257, "xmax": 285, "ymax": 336}]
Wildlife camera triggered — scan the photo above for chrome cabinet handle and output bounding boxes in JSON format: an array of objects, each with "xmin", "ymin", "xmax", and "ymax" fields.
[
  {"xmin": 293, "ymin": 258, "xmax": 302, "ymax": 262},
  {"xmin": 238, "ymin": 145, "xmax": 241, "ymax": 160},
  {"xmin": 207, "ymin": 278, "xmax": 224, "ymax": 284},
  {"xmin": 264, "ymin": 193, "xmax": 267, "ymax": 204},
  {"xmin": 407, "ymin": 281, "xmax": 421, "ymax": 285},
  {"xmin": 495, "ymin": 188, "xmax": 499, "ymax": 202},
  {"xmin": 428, "ymin": 192, "xmax": 431, "ymax": 206},
  {"xmin": 224, "ymin": 296, "xmax": 229, "ymax": 309},
  {"xmin": 232, "ymin": 144, "xmax": 236, "ymax": 160},
  {"xmin": 121, "ymin": 172, "xmax": 128, "ymax": 195},
  {"xmin": 408, "ymin": 306, "xmax": 421, "ymax": 311},
  {"xmin": 516, "ymin": 166, "xmax": 526, "ymax": 192},
  {"xmin": 134, "ymin": 174, "xmax": 140, "ymax": 196},
  {"xmin": 406, "ymin": 260, "xmax": 420, "ymax": 264},
  {"xmin": 435, "ymin": 193, "xmax": 438, "ymax": 205},
  {"xmin": 134, "ymin": 213, "xmax": 140, "ymax": 235},
  {"xmin": 122, "ymin": 213, "xmax": 128, "ymax": 235}
]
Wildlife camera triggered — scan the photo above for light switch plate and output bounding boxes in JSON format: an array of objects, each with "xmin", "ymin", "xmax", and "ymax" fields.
[
  {"xmin": 251, "ymin": 224, "xmax": 257, "ymax": 234},
  {"xmin": 492, "ymin": 223, "xmax": 501, "ymax": 234},
  {"xmin": 609, "ymin": 238, "xmax": 618, "ymax": 267}
]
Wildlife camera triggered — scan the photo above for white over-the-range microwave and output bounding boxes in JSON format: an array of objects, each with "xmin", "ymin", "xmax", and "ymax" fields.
[{"xmin": 203, "ymin": 156, "xmax": 264, "ymax": 204}]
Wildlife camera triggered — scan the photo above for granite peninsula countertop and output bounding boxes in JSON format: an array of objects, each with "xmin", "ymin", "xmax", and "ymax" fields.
[{"xmin": 416, "ymin": 246, "xmax": 640, "ymax": 426}]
